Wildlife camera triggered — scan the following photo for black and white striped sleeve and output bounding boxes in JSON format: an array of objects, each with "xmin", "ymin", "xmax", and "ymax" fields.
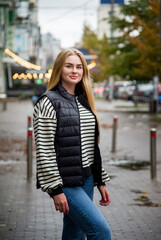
[
  {"xmin": 33, "ymin": 96, "xmax": 63, "ymax": 197},
  {"xmin": 101, "ymin": 167, "xmax": 110, "ymax": 183}
]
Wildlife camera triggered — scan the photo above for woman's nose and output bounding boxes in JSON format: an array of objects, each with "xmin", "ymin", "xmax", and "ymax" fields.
[{"xmin": 72, "ymin": 67, "xmax": 77, "ymax": 73}]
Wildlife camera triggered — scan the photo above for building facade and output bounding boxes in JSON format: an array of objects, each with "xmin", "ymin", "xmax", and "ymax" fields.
[
  {"xmin": 0, "ymin": 0, "xmax": 41, "ymax": 96},
  {"xmin": 97, "ymin": 0, "xmax": 124, "ymax": 39},
  {"xmin": 40, "ymin": 33, "xmax": 61, "ymax": 70}
]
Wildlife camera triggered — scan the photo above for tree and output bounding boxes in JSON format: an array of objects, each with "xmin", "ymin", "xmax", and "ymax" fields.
[
  {"xmin": 129, "ymin": 1, "xmax": 161, "ymax": 79},
  {"xmin": 81, "ymin": 24, "xmax": 111, "ymax": 82},
  {"xmin": 81, "ymin": 1, "xmax": 161, "ymax": 82},
  {"xmin": 81, "ymin": 24, "xmax": 100, "ymax": 50},
  {"xmin": 110, "ymin": 0, "xmax": 161, "ymax": 81}
]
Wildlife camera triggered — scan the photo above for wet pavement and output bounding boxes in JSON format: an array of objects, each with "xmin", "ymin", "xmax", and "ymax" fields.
[
  {"xmin": 96, "ymin": 99, "xmax": 161, "ymax": 163},
  {"xmin": 0, "ymin": 98, "xmax": 161, "ymax": 240}
]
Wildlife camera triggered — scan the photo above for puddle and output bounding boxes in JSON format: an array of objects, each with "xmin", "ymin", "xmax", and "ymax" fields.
[
  {"xmin": 101, "ymin": 124, "xmax": 113, "ymax": 129},
  {"xmin": 107, "ymin": 159, "xmax": 150, "ymax": 170},
  {"xmin": 133, "ymin": 195, "xmax": 161, "ymax": 207},
  {"xmin": 0, "ymin": 160, "xmax": 20, "ymax": 165}
]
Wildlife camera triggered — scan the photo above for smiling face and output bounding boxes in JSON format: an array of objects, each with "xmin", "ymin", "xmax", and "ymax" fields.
[{"xmin": 61, "ymin": 54, "xmax": 84, "ymax": 94}]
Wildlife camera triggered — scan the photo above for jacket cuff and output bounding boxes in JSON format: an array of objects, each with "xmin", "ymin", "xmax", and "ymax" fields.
[
  {"xmin": 97, "ymin": 182, "xmax": 106, "ymax": 188},
  {"xmin": 48, "ymin": 186, "xmax": 63, "ymax": 197}
]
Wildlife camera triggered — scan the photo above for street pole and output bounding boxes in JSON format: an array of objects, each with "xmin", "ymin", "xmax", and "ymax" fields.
[
  {"xmin": 27, "ymin": 127, "xmax": 33, "ymax": 181},
  {"xmin": 150, "ymin": 128, "xmax": 157, "ymax": 179},
  {"xmin": 111, "ymin": 115, "xmax": 118, "ymax": 153},
  {"xmin": 109, "ymin": 75, "xmax": 114, "ymax": 101},
  {"xmin": 109, "ymin": 0, "xmax": 115, "ymax": 101},
  {"xmin": 0, "ymin": 2, "xmax": 11, "ymax": 94},
  {"xmin": 0, "ymin": 49, "xmax": 5, "ymax": 93},
  {"xmin": 153, "ymin": 75, "xmax": 159, "ymax": 113},
  {"xmin": 150, "ymin": 0, "xmax": 161, "ymax": 113},
  {"xmin": 0, "ymin": 8, "xmax": 5, "ymax": 93},
  {"xmin": 110, "ymin": 0, "xmax": 114, "ymax": 40}
]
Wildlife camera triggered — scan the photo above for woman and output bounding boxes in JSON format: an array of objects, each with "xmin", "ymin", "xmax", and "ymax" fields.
[{"xmin": 33, "ymin": 48, "xmax": 111, "ymax": 240}]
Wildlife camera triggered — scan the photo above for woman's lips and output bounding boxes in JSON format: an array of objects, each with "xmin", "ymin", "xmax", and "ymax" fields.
[{"xmin": 70, "ymin": 76, "xmax": 77, "ymax": 79}]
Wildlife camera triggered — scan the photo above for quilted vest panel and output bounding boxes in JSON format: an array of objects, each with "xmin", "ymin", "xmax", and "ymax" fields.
[{"xmin": 43, "ymin": 86, "xmax": 84, "ymax": 187}]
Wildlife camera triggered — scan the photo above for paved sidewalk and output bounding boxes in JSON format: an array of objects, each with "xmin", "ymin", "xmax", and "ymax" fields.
[
  {"xmin": 95, "ymin": 98, "xmax": 150, "ymax": 113},
  {"xmin": 0, "ymin": 160, "xmax": 161, "ymax": 240},
  {"xmin": 0, "ymin": 99, "xmax": 161, "ymax": 240}
]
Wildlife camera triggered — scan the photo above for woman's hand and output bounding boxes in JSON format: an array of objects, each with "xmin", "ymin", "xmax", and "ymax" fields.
[
  {"xmin": 98, "ymin": 185, "xmax": 111, "ymax": 206},
  {"xmin": 53, "ymin": 193, "xmax": 69, "ymax": 214}
]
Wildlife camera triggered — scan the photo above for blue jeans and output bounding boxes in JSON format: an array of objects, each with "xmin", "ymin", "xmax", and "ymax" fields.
[{"xmin": 62, "ymin": 175, "xmax": 111, "ymax": 240}]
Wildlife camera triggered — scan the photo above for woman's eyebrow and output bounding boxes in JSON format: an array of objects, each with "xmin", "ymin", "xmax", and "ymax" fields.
[{"xmin": 65, "ymin": 63, "xmax": 83, "ymax": 66}]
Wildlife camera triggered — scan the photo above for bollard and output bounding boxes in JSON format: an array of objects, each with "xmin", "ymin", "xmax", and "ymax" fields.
[
  {"xmin": 150, "ymin": 128, "xmax": 157, "ymax": 179},
  {"xmin": 2, "ymin": 98, "xmax": 7, "ymax": 111},
  {"xmin": 28, "ymin": 116, "xmax": 32, "ymax": 128},
  {"xmin": 27, "ymin": 127, "xmax": 33, "ymax": 181},
  {"xmin": 111, "ymin": 115, "xmax": 118, "ymax": 153}
]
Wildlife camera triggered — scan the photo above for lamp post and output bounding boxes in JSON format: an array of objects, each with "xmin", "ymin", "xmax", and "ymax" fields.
[
  {"xmin": 151, "ymin": 0, "xmax": 161, "ymax": 113},
  {"xmin": 108, "ymin": 0, "xmax": 115, "ymax": 102}
]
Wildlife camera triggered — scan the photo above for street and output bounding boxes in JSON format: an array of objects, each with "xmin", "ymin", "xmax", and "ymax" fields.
[
  {"xmin": 96, "ymin": 99, "xmax": 161, "ymax": 164},
  {"xmin": 0, "ymin": 98, "xmax": 161, "ymax": 240},
  {"xmin": 1, "ymin": 98, "xmax": 161, "ymax": 163}
]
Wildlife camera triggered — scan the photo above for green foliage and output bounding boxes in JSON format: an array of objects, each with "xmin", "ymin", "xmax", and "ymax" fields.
[
  {"xmin": 81, "ymin": 24, "xmax": 110, "ymax": 82},
  {"xmin": 81, "ymin": 0, "xmax": 161, "ymax": 82},
  {"xmin": 110, "ymin": 0, "xmax": 161, "ymax": 80},
  {"xmin": 81, "ymin": 24, "xmax": 100, "ymax": 50}
]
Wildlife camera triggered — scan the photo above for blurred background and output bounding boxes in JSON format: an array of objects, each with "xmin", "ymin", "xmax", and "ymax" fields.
[{"xmin": 0, "ymin": 0, "xmax": 161, "ymax": 112}]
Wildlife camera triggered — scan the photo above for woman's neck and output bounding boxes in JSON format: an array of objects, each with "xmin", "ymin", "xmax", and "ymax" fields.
[{"xmin": 61, "ymin": 82, "xmax": 75, "ymax": 95}]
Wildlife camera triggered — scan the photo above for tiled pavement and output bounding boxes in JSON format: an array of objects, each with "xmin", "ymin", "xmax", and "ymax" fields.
[
  {"xmin": 0, "ymin": 161, "xmax": 161, "ymax": 240},
  {"xmin": 0, "ymin": 99, "xmax": 161, "ymax": 240}
]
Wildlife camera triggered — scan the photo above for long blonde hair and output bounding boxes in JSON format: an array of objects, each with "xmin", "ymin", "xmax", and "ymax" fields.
[{"xmin": 47, "ymin": 48, "xmax": 100, "ymax": 138}]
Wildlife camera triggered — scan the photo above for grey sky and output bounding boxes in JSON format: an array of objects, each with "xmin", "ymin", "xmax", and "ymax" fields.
[{"xmin": 38, "ymin": 0, "xmax": 99, "ymax": 48}]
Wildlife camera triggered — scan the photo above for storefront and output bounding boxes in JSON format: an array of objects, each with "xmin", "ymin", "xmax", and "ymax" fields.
[{"xmin": 5, "ymin": 63, "xmax": 35, "ymax": 97}]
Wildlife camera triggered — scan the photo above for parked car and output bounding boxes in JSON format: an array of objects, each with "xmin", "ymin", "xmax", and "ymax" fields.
[
  {"xmin": 116, "ymin": 81, "xmax": 136, "ymax": 100},
  {"xmin": 113, "ymin": 82, "xmax": 123, "ymax": 99},
  {"xmin": 93, "ymin": 84, "xmax": 105, "ymax": 97},
  {"xmin": 132, "ymin": 83, "xmax": 161, "ymax": 104}
]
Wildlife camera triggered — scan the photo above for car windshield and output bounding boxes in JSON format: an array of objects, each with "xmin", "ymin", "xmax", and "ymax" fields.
[{"xmin": 138, "ymin": 84, "xmax": 153, "ymax": 91}]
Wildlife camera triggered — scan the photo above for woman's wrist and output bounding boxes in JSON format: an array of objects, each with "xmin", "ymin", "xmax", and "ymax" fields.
[
  {"xmin": 48, "ymin": 186, "xmax": 63, "ymax": 197},
  {"xmin": 97, "ymin": 182, "xmax": 106, "ymax": 188}
]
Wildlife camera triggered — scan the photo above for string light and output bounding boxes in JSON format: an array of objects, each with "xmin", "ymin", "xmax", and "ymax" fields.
[
  {"xmin": 13, "ymin": 73, "xmax": 18, "ymax": 79},
  {"xmin": 33, "ymin": 73, "xmax": 38, "ymax": 79},
  {"xmin": 87, "ymin": 61, "xmax": 96, "ymax": 70},
  {"xmin": 48, "ymin": 69, "xmax": 52, "ymax": 74},
  {"xmin": 5, "ymin": 48, "xmax": 96, "ymax": 79},
  {"xmin": 39, "ymin": 73, "xmax": 44, "ymax": 79},
  {"xmin": 21, "ymin": 73, "xmax": 25, "ymax": 78},
  {"xmin": 4, "ymin": 48, "xmax": 41, "ymax": 70},
  {"xmin": 11, "ymin": 61, "xmax": 96, "ymax": 81},
  {"xmin": 45, "ymin": 73, "xmax": 50, "ymax": 78},
  {"xmin": 27, "ymin": 73, "xmax": 32, "ymax": 79}
]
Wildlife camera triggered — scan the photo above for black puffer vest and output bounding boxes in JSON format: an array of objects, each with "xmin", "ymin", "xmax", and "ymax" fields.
[{"xmin": 38, "ymin": 84, "xmax": 103, "ymax": 187}]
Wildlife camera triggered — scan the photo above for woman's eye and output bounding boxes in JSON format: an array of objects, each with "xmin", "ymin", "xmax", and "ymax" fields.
[{"xmin": 66, "ymin": 65, "xmax": 71, "ymax": 68}]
